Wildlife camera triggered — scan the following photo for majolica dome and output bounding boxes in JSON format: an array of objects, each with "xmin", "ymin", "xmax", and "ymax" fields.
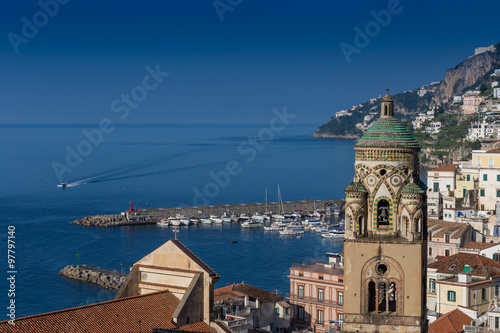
[
  {"xmin": 355, "ymin": 118, "xmax": 421, "ymax": 149},
  {"xmin": 355, "ymin": 90, "xmax": 420, "ymax": 149},
  {"xmin": 401, "ymin": 183, "xmax": 425, "ymax": 198},
  {"xmin": 345, "ymin": 181, "xmax": 368, "ymax": 193}
]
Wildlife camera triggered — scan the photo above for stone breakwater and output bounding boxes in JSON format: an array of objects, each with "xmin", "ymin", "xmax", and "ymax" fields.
[
  {"xmin": 72, "ymin": 214, "xmax": 127, "ymax": 227},
  {"xmin": 59, "ymin": 265, "xmax": 126, "ymax": 290},
  {"xmin": 71, "ymin": 199, "xmax": 345, "ymax": 227}
]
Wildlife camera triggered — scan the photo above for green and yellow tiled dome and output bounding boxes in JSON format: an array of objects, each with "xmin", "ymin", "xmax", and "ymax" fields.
[{"xmin": 355, "ymin": 117, "xmax": 421, "ymax": 148}]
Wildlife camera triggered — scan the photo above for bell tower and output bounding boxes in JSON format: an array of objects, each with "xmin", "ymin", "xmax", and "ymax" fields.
[{"xmin": 342, "ymin": 89, "xmax": 427, "ymax": 332}]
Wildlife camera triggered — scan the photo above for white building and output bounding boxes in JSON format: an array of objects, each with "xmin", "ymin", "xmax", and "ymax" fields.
[
  {"xmin": 494, "ymin": 88, "xmax": 500, "ymax": 98},
  {"xmin": 453, "ymin": 95, "xmax": 463, "ymax": 103},
  {"xmin": 443, "ymin": 207, "xmax": 475, "ymax": 222},
  {"xmin": 492, "ymin": 82, "xmax": 499, "ymax": 88},
  {"xmin": 460, "ymin": 242, "xmax": 500, "ymax": 261},
  {"xmin": 427, "ymin": 164, "xmax": 459, "ymax": 192},
  {"xmin": 412, "ymin": 112, "xmax": 434, "ymax": 130},
  {"xmin": 425, "ymin": 121, "xmax": 442, "ymax": 134},
  {"xmin": 467, "ymin": 120, "xmax": 495, "ymax": 141}
]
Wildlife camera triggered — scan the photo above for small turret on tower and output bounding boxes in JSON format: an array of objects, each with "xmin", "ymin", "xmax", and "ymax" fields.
[{"xmin": 381, "ymin": 87, "xmax": 394, "ymax": 118}]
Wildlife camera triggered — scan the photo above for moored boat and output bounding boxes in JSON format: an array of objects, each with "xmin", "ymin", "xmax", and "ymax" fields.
[
  {"xmin": 241, "ymin": 220, "xmax": 261, "ymax": 228},
  {"xmin": 321, "ymin": 230, "xmax": 345, "ymax": 239},
  {"xmin": 210, "ymin": 215, "xmax": 223, "ymax": 224},
  {"xmin": 200, "ymin": 217, "xmax": 212, "ymax": 224},
  {"xmin": 157, "ymin": 218, "xmax": 170, "ymax": 226}
]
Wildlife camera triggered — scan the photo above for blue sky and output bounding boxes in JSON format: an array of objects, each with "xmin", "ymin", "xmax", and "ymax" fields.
[{"xmin": 1, "ymin": 0, "xmax": 499, "ymax": 124}]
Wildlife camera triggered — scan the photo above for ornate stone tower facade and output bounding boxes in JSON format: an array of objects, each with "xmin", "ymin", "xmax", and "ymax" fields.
[{"xmin": 342, "ymin": 90, "xmax": 427, "ymax": 332}]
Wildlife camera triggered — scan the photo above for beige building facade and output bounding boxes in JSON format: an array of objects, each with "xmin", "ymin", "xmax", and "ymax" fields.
[
  {"xmin": 342, "ymin": 90, "xmax": 427, "ymax": 332},
  {"xmin": 116, "ymin": 239, "xmax": 220, "ymax": 325}
]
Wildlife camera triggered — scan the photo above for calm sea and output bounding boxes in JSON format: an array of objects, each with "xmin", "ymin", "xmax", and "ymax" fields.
[{"xmin": 1, "ymin": 123, "xmax": 355, "ymax": 318}]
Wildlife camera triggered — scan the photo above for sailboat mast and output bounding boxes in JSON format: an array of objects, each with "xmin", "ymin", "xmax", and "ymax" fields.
[{"xmin": 265, "ymin": 189, "xmax": 268, "ymax": 212}]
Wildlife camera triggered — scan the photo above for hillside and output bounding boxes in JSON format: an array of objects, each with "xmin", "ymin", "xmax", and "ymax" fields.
[{"xmin": 313, "ymin": 41, "xmax": 500, "ymax": 139}]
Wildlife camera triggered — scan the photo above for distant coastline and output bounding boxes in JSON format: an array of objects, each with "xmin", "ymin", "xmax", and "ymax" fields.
[{"xmin": 311, "ymin": 132, "xmax": 359, "ymax": 140}]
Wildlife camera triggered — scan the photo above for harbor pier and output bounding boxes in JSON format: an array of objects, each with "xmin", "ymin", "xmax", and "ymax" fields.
[{"xmin": 72, "ymin": 199, "xmax": 345, "ymax": 227}]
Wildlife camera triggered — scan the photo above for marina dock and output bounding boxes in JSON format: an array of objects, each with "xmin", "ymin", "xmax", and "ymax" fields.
[{"xmin": 72, "ymin": 199, "xmax": 345, "ymax": 227}]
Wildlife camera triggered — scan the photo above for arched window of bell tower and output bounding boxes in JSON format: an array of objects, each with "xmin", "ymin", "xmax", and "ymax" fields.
[
  {"xmin": 377, "ymin": 200, "xmax": 390, "ymax": 227},
  {"xmin": 368, "ymin": 281, "xmax": 376, "ymax": 313}
]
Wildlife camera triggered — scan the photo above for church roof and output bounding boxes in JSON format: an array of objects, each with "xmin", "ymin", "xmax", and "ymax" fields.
[
  {"xmin": 401, "ymin": 183, "xmax": 425, "ymax": 194},
  {"xmin": 0, "ymin": 290, "xmax": 216, "ymax": 333},
  {"xmin": 355, "ymin": 117, "xmax": 421, "ymax": 149},
  {"xmin": 345, "ymin": 182, "xmax": 367, "ymax": 193}
]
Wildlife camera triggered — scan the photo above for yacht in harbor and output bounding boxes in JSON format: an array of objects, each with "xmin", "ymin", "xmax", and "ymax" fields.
[
  {"xmin": 241, "ymin": 220, "xmax": 261, "ymax": 228},
  {"xmin": 210, "ymin": 215, "xmax": 223, "ymax": 224},
  {"xmin": 200, "ymin": 217, "xmax": 212, "ymax": 224},
  {"xmin": 321, "ymin": 229, "xmax": 345, "ymax": 239},
  {"xmin": 157, "ymin": 218, "xmax": 170, "ymax": 227}
]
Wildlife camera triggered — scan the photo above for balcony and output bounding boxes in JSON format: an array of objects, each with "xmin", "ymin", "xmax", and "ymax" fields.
[
  {"xmin": 222, "ymin": 315, "xmax": 248, "ymax": 328},
  {"xmin": 287, "ymin": 293, "xmax": 342, "ymax": 307},
  {"xmin": 428, "ymin": 288, "xmax": 436, "ymax": 295}
]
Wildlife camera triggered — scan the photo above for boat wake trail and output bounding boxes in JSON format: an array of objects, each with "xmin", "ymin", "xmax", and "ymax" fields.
[{"xmin": 57, "ymin": 147, "xmax": 211, "ymax": 188}]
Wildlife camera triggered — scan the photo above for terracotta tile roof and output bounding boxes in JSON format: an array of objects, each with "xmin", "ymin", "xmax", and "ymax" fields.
[
  {"xmin": 428, "ymin": 308, "xmax": 474, "ymax": 333},
  {"xmin": 428, "ymin": 219, "xmax": 471, "ymax": 239},
  {"xmin": 429, "ymin": 163, "xmax": 459, "ymax": 172},
  {"xmin": 0, "ymin": 290, "xmax": 214, "ymax": 333},
  {"xmin": 179, "ymin": 322, "xmax": 216, "ymax": 332},
  {"xmin": 487, "ymin": 147, "xmax": 500, "ymax": 154},
  {"xmin": 214, "ymin": 283, "xmax": 284, "ymax": 303},
  {"xmin": 428, "ymin": 252, "xmax": 500, "ymax": 278},
  {"xmin": 214, "ymin": 290, "xmax": 246, "ymax": 302},
  {"xmin": 463, "ymin": 242, "xmax": 499, "ymax": 250},
  {"xmin": 277, "ymin": 301, "xmax": 291, "ymax": 308},
  {"xmin": 171, "ymin": 239, "xmax": 219, "ymax": 278}
]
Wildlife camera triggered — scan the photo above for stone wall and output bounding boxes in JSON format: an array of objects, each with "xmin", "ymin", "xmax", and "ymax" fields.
[{"xmin": 59, "ymin": 264, "xmax": 126, "ymax": 290}]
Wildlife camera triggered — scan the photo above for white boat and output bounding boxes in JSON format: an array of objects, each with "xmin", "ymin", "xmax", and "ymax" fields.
[
  {"xmin": 200, "ymin": 217, "xmax": 213, "ymax": 224},
  {"xmin": 180, "ymin": 218, "xmax": 191, "ymax": 226},
  {"xmin": 169, "ymin": 217, "xmax": 181, "ymax": 226},
  {"xmin": 189, "ymin": 217, "xmax": 199, "ymax": 224},
  {"xmin": 57, "ymin": 182, "xmax": 68, "ymax": 188},
  {"xmin": 303, "ymin": 219, "xmax": 322, "ymax": 226},
  {"xmin": 241, "ymin": 220, "xmax": 261, "ymax": 228},
  {"xmin": 221, "ymin": 214, "xmax": 232, "ymax": 223},
  {"xmin": 263, "ymin": 222, "xmax": 286, "ymax": 231},
  {"xmin": 157, "ymin": 218, "xmax": 170, "ymax": 226},
  {"xmin": 251, "ymin": 214, "xmax": 265, "ymax": 222},
  {"xmin": 238, "ymin": 214, "xmax": 250, "ymax": 223},
  {"xmin": 230, "ymin": 214, "xmax": 239, "ymax": 222},
  {"xmin": 321, "ymin": 230, "xmax": 345, "ymax": 239},
  {"xmin": 279, "ymin": 225, "xmax": 305, "ymax": 235},
  {"xmin": 210, "ymin": 215, "xmax": 223, "ymax": 224},
  {"xmin": 315, "ymin": 226, "xmax": 330, "ymax": 234},
  {"xmin": 272, "ymin": 214, "xmax": 285, "ymax": 221}
]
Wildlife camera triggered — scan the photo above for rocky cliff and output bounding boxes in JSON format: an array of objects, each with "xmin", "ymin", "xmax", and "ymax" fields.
[
  {"xmin": 432, "ymin": 43, "xmax": 500, "ymax": 105},
  {"xmin": 314, "ymin": 41, "xmax": 500, "ymax": 138}
]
